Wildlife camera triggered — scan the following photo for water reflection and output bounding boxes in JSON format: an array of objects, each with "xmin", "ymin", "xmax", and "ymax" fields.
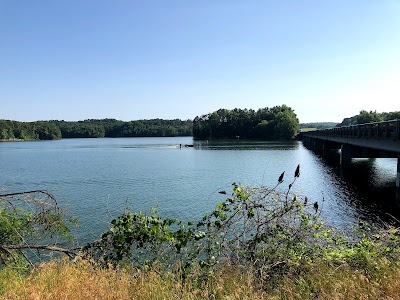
[
  {"xmin": 194, "ymin": 139, "xmax": 299, "ymax": 151},
  {"xmin": 193, "ymin": 139, "xmax": 399, "ymax": 226},
  {"xmin": 1, "ymin": 137, "xmax": 398, "ymax": 243},
  {"xmin": 312, "ymin": 149, "xmax": 399, "ymax": 225}
]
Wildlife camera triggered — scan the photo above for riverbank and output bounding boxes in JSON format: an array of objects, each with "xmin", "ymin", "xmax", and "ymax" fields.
[
  {"xmin": 2, "ymin": 178, "xmax": 400, "ymax": 299},
  {"xmin": 1, "ymin": 161, "xmax": 400, "ymax": 299}
]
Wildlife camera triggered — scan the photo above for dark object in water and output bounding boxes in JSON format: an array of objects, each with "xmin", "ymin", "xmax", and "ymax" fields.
[{"xmin": 185, "ymin": 144, "xmax": 194, "ymax": 147}]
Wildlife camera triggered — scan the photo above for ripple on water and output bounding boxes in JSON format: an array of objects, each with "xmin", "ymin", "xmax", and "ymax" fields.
[{"xmin": 0, "ymin": 137, "xmax": 398, "ymax": 243}]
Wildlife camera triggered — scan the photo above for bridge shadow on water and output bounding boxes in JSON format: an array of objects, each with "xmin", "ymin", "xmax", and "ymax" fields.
[{"xmin": 317, "ymin": 150, "xmax": 399, "ymax": 225}]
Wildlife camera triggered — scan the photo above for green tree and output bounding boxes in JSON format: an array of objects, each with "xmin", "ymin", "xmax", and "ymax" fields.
[
  {"xmin": 384, "ymin": 111, "xmax": 400, "ymax": 121},
  {"xmin": 33, "ymin": 122, "xmax": 62, "ymax": 140},
  {"xmin": 356, "ymin": 110, "xmax": 384, "ymax": 124},
  {"xmin": 192, "ymin": 105, "xmax": 299, "ymax": 140},
  {"xmin": 0, "ymin": 129, "xmax": 9, "ymax": 139},
  {"xmin": 272, "ymin": 110, "xmax": 299, "ymax": 139},
  {"xmin": 254, "ymin": 120, "xmax": 272, "ymax": 139}
]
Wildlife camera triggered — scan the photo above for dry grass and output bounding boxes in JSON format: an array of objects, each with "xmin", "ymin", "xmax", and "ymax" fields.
[
  {"xmin": 1, "ymin": 258, "xmax": 400, "ymax": 300},
  {"xmin": 275, "ymin": 260, "xmax": 400, "ymax": 300},
  {"xmin": 0, "ymin": 258, "xmax": 266, "ymax": 300}
]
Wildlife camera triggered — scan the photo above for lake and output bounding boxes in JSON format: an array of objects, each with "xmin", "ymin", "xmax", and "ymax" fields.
[{"xmin": 0, "ymin": 137, "xmax": 398, "ymax": 243}]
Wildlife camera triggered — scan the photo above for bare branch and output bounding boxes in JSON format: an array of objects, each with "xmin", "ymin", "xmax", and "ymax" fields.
[
  {"xmin": 1, "ymin": 244, "xmax": 78, "ymax": 257},
  {"xmin": 0, "ymin": 190, "xmax": 57, "ymax": 204}
]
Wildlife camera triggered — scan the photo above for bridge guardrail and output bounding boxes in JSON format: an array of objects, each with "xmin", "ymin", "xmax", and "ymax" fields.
[{"xmin": 303, "ymin": 119, "xmax": 400, "ymax": 141}]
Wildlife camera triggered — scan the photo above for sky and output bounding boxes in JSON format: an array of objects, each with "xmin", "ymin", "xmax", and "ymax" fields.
[{"xmin": 1, "ymin": 0, "xmax": 399, "ymax": 123}]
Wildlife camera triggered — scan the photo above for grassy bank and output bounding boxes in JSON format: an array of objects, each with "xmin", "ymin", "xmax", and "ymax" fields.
[
  {"xmin": 2, "ymin": 169, "xmax": 400, "ymax": 299},
  {"xmin": 1, "ymin": 258, "xmax": 400, "ymax": 300}
]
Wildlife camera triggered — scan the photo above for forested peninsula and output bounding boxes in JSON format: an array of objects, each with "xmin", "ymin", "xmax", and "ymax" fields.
[
  {"xmin": 1, "ymin": 105, "xmax": 300, "ymax": 141},
  {"xmin": 193, "ymin": 105, "xmax": 299, "ymax": 140},
  {"xmin": 0, "ymin": 119, "xmax": 192, "ymax": 140}
]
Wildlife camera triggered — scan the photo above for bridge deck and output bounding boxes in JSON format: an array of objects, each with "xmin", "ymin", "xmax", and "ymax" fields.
[
  {"xmin": 302, "ymin": 120, "xmax": 400, "ymax": 204},
  {"xmin": 302, "ymin": 120, "xmax": 400, "ymax": 154}
]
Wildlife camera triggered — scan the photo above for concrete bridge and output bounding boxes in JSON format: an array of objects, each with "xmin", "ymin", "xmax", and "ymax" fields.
[{"xmin": 301, "ymin": 120, "xmax": 400, "ymax": 203}]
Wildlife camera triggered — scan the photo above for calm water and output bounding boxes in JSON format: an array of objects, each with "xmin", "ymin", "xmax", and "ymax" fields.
[{"xmin": 0, "ymin": 137, "xmax": 398, "ymax": 243}]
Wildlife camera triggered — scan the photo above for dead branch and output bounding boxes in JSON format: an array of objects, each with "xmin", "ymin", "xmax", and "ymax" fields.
[
  {"xmin": 0, "ymin": 190, "xmax": 57, "ymax": 204},
  {"xmin": 1, "ymin": 244, "xmax": 79, "ymax": 257}
]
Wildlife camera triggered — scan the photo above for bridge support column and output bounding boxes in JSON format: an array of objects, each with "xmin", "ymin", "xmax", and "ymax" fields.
[
  {"xmin": 313, "ymin": 139, "xmax": 325, "ymax": 155},
  {"xmin": 397, "ymin": 158, "xmax": 400, "ymax": 204},
  {"xmin": 340, "ymin": 144, "xmax": 352, "ymax": 167}
]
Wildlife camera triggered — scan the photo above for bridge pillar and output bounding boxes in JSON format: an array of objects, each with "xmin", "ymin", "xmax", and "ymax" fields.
[
  {"xmin": 313, "ymin": 139, "xmax": 325, "ymax": 155},
  {"xmin": 397, "ymin": 158, "xmax": 400, "ymax": 204},
  {"xmin": 340, "ymin": 144, "xmax": 352, "ymax": 167}
]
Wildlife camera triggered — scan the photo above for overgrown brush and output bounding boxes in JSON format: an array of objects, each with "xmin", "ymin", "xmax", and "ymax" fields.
[
  {"xmin": 82, "ymin": 165, "xmax": 400, "ymax": 288},
  {"xmin": 2, "ymin": 166, "xmax": 400, "ymax": 297}
]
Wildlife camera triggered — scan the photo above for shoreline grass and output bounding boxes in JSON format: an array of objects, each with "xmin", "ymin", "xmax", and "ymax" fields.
[
  {"xmin": 2, "ymin": 176, "xmax": 400, "ymax": 299},
  {"xmin": 1, "ymin": 257, "xmax": 400, "ymax": 300}
]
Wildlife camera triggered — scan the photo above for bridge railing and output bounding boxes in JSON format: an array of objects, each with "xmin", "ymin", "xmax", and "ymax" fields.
[{"xmin": 304, "ymin": 119, "xmax": 400, "ymax": 140}]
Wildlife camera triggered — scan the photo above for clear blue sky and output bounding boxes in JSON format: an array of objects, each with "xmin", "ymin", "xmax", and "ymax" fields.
[{"xmin": 1, "ymin": 0, "xmax": 399, "ymax": 123}]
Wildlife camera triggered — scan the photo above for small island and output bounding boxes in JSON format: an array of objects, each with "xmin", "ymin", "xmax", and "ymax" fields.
[{"xmin": 193, "ymin": 105, "xmax": 299, "ymax": 140}]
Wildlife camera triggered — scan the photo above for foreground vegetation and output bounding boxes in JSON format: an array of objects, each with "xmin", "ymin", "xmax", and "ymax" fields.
[
  {"xmin": 1, "ymin": 167, "xmax": 400, "ymax": 299},
  {"xmin": 2, "ymin": 258, "xmax": 400, "ymax": 299}
]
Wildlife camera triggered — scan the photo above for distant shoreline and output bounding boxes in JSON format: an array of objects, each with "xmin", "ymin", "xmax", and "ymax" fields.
[
  {"xmin": 0, "ymin": 136, "xmax": 193, "ymax": 142},
  {"xmin": 0, "ymin": 138, "xmax": 24, "ymax": 142}
]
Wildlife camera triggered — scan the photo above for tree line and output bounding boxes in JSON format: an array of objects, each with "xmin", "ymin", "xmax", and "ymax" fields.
[
  {"xmin": 52, "ymin": 118, "xmax": 193, "ymax": 138},
  {"xmin": 338, "ymin": 110, "xmax": 400, "ymax": 127},
  {"xmin": 193, "ymin": 105, "xmax": 299, "ymax": 140},
  {"xmin": 1, "ymin": 105, "xmax": 300, "ymax": 141},
  {"xmin": 0, "ymin": 120, "xmax": 62, "ymax": 140},
  {"xmin": 0, "ymin": 118, "xmax": 193, "ymax": 140}
]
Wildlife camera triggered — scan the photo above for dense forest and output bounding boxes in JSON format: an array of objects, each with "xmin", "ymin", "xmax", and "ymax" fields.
[
  {"xmin": 0, "ymin": 120, "xmax": 62, "ymax": 140},
  {"xmin": 0, "ymin": 119, "xmax": 192, "ymax": 140},
  {"xmin": 192, "ymin": 105, "xmax": 299, "ymax": 140},
  {"xmin": 337, "ymin": 110, "xmax": 400, "ymax": 127},
  {"xmin": 52, "ymin": 119, "xmax": 192, "ymax": 138}
]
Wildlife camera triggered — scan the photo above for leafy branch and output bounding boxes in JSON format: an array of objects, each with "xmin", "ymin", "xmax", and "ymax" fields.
[{"xmin": 0, "ymin": 190, "xmax": 78, "ymax": 267}]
